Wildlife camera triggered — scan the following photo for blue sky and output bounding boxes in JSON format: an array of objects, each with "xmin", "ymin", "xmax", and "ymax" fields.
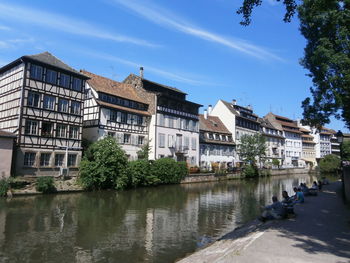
[{"xmin": 0, "ymin": 0, "xmax": 348, "ymax": 132}]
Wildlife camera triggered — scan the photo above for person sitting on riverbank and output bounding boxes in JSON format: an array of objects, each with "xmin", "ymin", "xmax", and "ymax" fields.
[
  {"xmin": 322, "ymin": 177, "xmax": 330, "ymax": 185},
  {"xmin": 259, "ymin": 196, "xmax": 287, "ymax": 222},
  {"xmin": 309, "ymin": 181, "xmax": 318, "ymax": 196},
  {"xmin": 281, "ymin": 190, "xmax": 294, "ymax": 215},
  {"xmin": 292, "ymin": 187, "xmax": 305, "ymax": 204},
  {"xmin": 299, "ymin": 183, "xmax": 311, "ymax": 196}
]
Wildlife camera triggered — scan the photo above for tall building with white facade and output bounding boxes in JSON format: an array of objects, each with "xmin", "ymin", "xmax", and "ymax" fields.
[
  {"xmin": 199, "ymin": 109, "xmax": 235, "ymax": 170},
  {"xmin": 259, "ymin": 118, "xmax": 285, "ymax": 164},
  {"xmin": 211, "ymin": 99, "xmax": 260, "ymax": 166},
  {"xmin": 298, "ymin": 126, "xmax": 317, "ymax": 167},
  {"xmin": 313, "ymin": 127, "xmax": 332, "ymax": 160},
  {"xmin": 0, "ymin": 52, "xmax": 88, "ymax": 176},
  {"xmin": 124, "ymin": 70, "xmax": 201, "ymax": 165},
  {"xmin": 265, "ymin": 113, "xmax": 303, "ymax": 167},
  {"xmin": 81, "ymin": 70, "xmax": 151, "ymax": 160}
]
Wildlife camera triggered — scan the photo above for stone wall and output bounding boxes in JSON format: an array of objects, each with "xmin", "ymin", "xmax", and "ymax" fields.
[
  {"xmin": 181, "ymin": 173, "xmax": 242, "ymax": 184},
  {"xmin": 343, "ymin": 166, "xmax": 350, "ymax": 203}
]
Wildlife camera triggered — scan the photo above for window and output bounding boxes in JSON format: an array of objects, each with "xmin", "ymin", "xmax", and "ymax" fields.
[
  {"xmin": 121, "ymin": 112, "xmax": 127, "ymax": 123},
  {"xmin": 40, "ymin": 153, "xmax": 51, "ymax": 167},
  {"xmin": 24, "ymin": 152, "xmax": 36, "ymax": 166},
  {"xmin": 68, "ymin": 154, "xmax": 77, "ymax": 167},
  {"xmin": 43, "ymin": 95, "xmax": 55, "ymax": 110},
  {"xmin": 42, "ymin": 122, "xmax": 53, "ymax": 137},
  {"xmin": 136, "ymin": 115, "xmax": 143, "ymax": 126},
  {"xmin": 168, "ymin": 135, "xmax": 175, "ymax": 147},
  {"xmin": 208, "ymin": 133, "xmax": 214, "ymax": 140},
  {"xmin": 158, "ymin": 114, "xmax": 165, "ymax": 126},
  {"xmin": 30, "ymin": 64, "xmax": 43, "ymax": 80},
  {"xmin": 69, "ymin": 126, "xmax": 79, "ymax": 139},
  {"xmin": 60, "ymin": 73, "xmax": 70, "ymax": 88},
  {"xmin": 27, "ymin": 92, "xmax": 40, "ymax": 107},
  {"xmin": 110, "ymin": 110, "xmax": 117, "ymax": 122},
  {"xmin": 108, "ymin": 131, "xmax": 115, "ymax": 137},
  {"xmin": 123, "ymin": 134, "xmax": 130, "ymax": 144},
  {"xmin": 138, "ymin": 136, "xmax": 144, "ymax": 145},
  {"xmin": 58, "ymin": 99, "xmax": 69, "ymax": 112},
  {"xmin": 158, "ymin": 133, "xmax": 165, "ymax": 148},
  {"xmin": 191, "ymin": 137, "xmax": 197, "ymax": 150},
  {"xmin": 46, "ymin": 69, "xmax": 57, "ymax": 84},
  {"xmin": 72, "ymin": 77, "xmax": 82, "ymax": 91},
  {"xmin": 55, "ymin": 154, "xmax": 64, "ymax": 166},
  {"xmin": 70, "ymin": 101, "xmax": 81, "ymax": 115},
  {"xmin": 56, "ymin": 124, "xmax": 67, "ymax": 138},
  {"xmin": 25, "ymin": 120, "xmax": 38, "ymax": 135},
  {"xmin": 127, "ymin": 114, "xmax": 132, "ymax": 124},
  {"xmin": 168, "ymin": 116, "xmax": 174, "ymax": 128},
  {"xmin": 184, "ymin": 137, "xmax": 189, "ymax": 150}
]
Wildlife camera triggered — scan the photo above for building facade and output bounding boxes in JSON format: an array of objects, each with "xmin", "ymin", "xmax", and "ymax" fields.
[
  {"xmin": 313, "ymin": 127, "xmax": 332, "ymax": 160},
  {"xmin": 259, "ymin": 118, "xmax": 285, "ymax": 165},
  {"xmin": 298, "ymin": 126, "xmax": 317, "ymax": 167},
  {"xmin": 329, "ymin": 129, "xmax": 341, "ymax": 156},
  {"xmin": 0, "ymin": 130, "xmax": 16, "ymax": 178},
  {"xmin": 211, "ymin": 99, "xmax": 260, "ymax": 166},
  {"xmin": 265, "ymin": 113, "xmax": 303, "ymax": 167},
  {"xmin": 0, "ymin": 52, "xmax": 88, "ymax": 176},
  {"xmin": 81, "ymin": 70, "xmax": 151, "ymax": 160},
  {"xmin": 199, "ymin": 110, "xmax": 235, "ymax": 170},
  {"xmin": 124, "ymin": 70, "xmax": 201, "ymax": 165}
]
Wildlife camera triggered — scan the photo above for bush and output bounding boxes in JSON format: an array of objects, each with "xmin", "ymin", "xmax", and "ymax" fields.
[
  {"xmin": 150, "ymin": 158, "xmax": 188, "ymax": 184},
  {"xmin": 272, "ymin": 159, "xmax": 280, "ymax": 167},
  {"xmin": 0, "ymin": 178, "xmax": 10, "ymax": 197},
  {"xmin": 242, "ymin": 164, "xmax": 258, "ymax": 178},
  {"xmin": 127, "ymin": 160, "xmax": 160, "ymax": 187},
  {"xmin": 79, "ymin": 137, "xmax": 129, "ymax": 190},
  {"xmin": 36, "ymin": 176, "xmax": 56, "ymax": 193},
  {"xmin": 319, "ymin": 154, "xmax": 341, "ymax": 174}
]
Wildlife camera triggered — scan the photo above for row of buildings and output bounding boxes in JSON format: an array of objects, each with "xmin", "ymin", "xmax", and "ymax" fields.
[{"xmin": 0, "ymin": 52, "xmax": 346, "ymax": 177}]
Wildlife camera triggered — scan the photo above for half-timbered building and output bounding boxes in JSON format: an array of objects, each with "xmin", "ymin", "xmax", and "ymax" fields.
[
  {"xmin": 0, "ymin": 52, "xmax": 88, "ymax": 176},
  {"xmin": 124, "ymin": 68, "xmax": 202, "ymax": 165},
  {"xmin": 81, "ymin": 70, "xmax": 151, "ymax": 160}
]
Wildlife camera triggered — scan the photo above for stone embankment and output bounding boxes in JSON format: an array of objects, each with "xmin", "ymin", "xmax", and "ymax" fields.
[{"xmin": 177, "ymin": 181, "xmax": 350, "ymax": 263}]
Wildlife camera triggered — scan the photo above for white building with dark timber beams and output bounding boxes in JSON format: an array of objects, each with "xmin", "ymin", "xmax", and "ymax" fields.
[
  {"xmin": 81, "ymin": 70, "xmax": 151, "ymax": 160},
  {"xmin": 124, "ymin": 69, "xmax": 202, "ymax": 165},
  {"xmin": 0, "ymin": 52, "xmax": 88, "ymax": 177}
]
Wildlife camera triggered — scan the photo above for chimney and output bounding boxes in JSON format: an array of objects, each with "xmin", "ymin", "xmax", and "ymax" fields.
[
  {"xmin": 247, "ymin": 104, "xmax": 252, "ymax": 110},
  {"xmin": 204, "ymin": 109, "xmax": 208, "ymax": 119},
  {"xmin": 232, "ymin": 99, "xmax": 237, "ymax": 105},
  {"xmin": 140, "ymin": 67, "xmax": 144, "ymax": 79},
  {"xmin": 208, "ymin": 104, "xmax": 212, "ymax": 115}
]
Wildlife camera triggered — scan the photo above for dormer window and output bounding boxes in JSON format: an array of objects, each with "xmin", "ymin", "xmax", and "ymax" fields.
[{"xmin": 208, "ymin": 133, "xmax": 214, "ymax": 139}]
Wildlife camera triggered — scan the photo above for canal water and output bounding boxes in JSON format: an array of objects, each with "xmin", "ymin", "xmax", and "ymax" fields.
[{"xmin": 0, "ymin": 174, "xmax": 317, "ymax": 263}]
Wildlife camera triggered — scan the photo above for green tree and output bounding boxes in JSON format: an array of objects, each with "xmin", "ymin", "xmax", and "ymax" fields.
[
  {"xmin": 137, "ymin": 141, "xmax": 151, "ymax": 160},
  {"xmin": 237, "ymin": 134, "xmax": 267, "ymax": 167},
  {"xmin": 150, "ymin": 158, "xmax": 188, "ymax": 184},
  {"xmin": 127, "ymin": 159, "xmax": 160, "ymax": 187},
  {"xmin": 341, "ymin": 140, "xmax": 350, "ymax": 161},
  {"xmin": 319, "ymin": 154, "xmax": 341, "ymax": 173},
  {"xmin": 79, "ymin": 136, "xmax": 129, "ymax": 190},
  {"xmin": 272, "ymin": 158, "xmax": 280, "ymax": 168},
  {"xmin": 237, "ymin": 0, "xmax": 350, "ymax": 129}
]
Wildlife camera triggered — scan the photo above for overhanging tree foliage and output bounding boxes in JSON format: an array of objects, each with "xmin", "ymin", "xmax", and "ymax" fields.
[
  {"xmin": 237, "ymin": 134, "xmax": 267, "ymax": 166},
  {"xmin": 237, "ymin": 0, "xmax": 350, "ymax": 129}
]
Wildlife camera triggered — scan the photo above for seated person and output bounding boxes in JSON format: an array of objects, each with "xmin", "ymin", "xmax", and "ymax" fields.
[
  {"xmin": 322, "ymin": 177, "xmax": 330, "ymax": 185},
  {"xmin": 259, "ymin": 196, "xmax": 287, "ymax": 222},
  {"xmin": 300, "ymin": 183, "xmax": 310, "ymax": 196},
  {"xmin": 309, "ymin": 181, "xmax": 318, "ymax": 196},
  {"xmin": 292, "ymin": 187, "xmax": 305, "ymax": 204},
  {"xmin": 281, "ymin": 190, "xmax": 294, "ymax": 214}
]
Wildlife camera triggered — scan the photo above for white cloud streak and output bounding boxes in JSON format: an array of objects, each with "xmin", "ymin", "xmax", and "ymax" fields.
[
  {"xmin": 111, "ymin": 0, "xmax": 284, "ymax": 61},
  {"xmin": 0, "ymin": 25, "xmax": 11, "ymax": 31},
  {"xmin": 0, "ymin": 2, "xmax": 158, "ymax": 48},
  {"xmin": 80, "ymin": 50, "xmax": 217, "ymax": 86}
]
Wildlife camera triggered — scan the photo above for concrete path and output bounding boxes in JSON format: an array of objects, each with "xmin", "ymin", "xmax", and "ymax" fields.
[{"xmin": 177, "ymin": 181, "xmax": 350, "ymax": 263}]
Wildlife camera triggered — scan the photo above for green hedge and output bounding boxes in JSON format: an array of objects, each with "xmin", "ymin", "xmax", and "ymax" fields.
[
  {"xmin": 0, "ymin": 178, "xmax": 10, "ymax": 197},
  {"xmin": 36, "ymin": 176, "xmax": 56, "ymax": 194},
  {"xmin": 127, "ymin": 160, "xmax": 160, "ymax": 187},
  {"xmin": 150, "ymin": 158, "xmax": 188, "ymax": 184},
  {"xmin": 319, "ymin": 154, "xmax": 341, "ymax": 174}
]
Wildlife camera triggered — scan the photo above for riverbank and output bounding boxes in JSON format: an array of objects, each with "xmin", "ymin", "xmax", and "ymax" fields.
[{"xmin": 177, "ymin": 181, "xmax": 350, "ymax": 263}]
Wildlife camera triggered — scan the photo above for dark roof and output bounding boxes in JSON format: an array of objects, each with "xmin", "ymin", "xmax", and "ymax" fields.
[
  {"xmin": 199, "ymin": 114, "xmax": 231, "ymax": 134},
  {"xmin": 96, "ymin": 100, "xmax": 151, "ymax": 116},
  {"xmin": 221, "ymin": 100, "xmax": 259, "ymax": 119},
  {"xmin": 259, "ymin": 118, "xmax": 281, "ymax": 130},
  {"xmin": 200, "ymin": 138, "xmax": 235, "ymax": 146},
  {"xmin": 0, "ymin": 52, "xmax": 88, "ymax": 78},
  {"xmin": 82, "ymin": 70, "xmax": 148, "ymax": 104},
  {"xmin": 127, "ymin": 74, "xmax": 187, "ymax": 94},
  {"xmin": 0, "ymin": 130, "xmax": 16, "ymax": 138}
]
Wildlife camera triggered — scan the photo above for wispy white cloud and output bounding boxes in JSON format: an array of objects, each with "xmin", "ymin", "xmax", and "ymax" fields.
[
  {"xmin": 0, "ymin": 25, "xmax": 11, "ymax": 31},
  {"xmin": 0, "ymin": 37, "xmax": 35, "ymax": 49},
  {"xmin": 79, "ymin": 49, "xmax": 223, "ymax": 86},
  {"xmin": 0, "ymin": 2, "xmax": 158, "ymax": 48},
  {"xmin": 110, "ymin": 0, "xmax": 284, "ymax": 61}
]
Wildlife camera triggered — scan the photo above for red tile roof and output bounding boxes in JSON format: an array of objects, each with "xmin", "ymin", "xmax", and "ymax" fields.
[
  {"xmin": 96, "ymin": 100, "xmax": 151, "ymax": 116},
  {"xmin": 199, "ymin": 114, "xmax": 231, "ymax": 134},
  {"xmin": 0, "ymin": 130, "xmax": 16, "ymax": 138}
]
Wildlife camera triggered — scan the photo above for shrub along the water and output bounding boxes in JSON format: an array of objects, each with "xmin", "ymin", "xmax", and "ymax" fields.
[
  {"xmin": 319, "ymin": 154, "xmax": 341, "ymax": 174},
  {"xmin": 36, "ymin": 176, "xmax": 56, "ymax": 194},
  {"xmin": 0, "ymin": 178, "xmax": 10, "ymax": 197},
  {"xmin": 242, "ymin": 164, "xmax": 258, "ymax": 178},
  {"xmin": 79, "ymin": 136, "xmax": 129, "ymax": 190},
  {"xmin": 79, "ymin": 137, "xmax": 188, "ymax": 191},
  {"xmin": 150, "ymin": 158, "xmax": 188, "ymax": 184}
]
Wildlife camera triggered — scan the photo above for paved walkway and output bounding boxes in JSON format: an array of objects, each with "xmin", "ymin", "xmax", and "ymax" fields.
[{"xmin": 178, "ymin": 181, "xmax": 350, "ymax": 263}]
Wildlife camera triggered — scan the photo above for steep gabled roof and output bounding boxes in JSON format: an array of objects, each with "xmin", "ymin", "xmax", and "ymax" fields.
[
  {"xmin": 221, "ymin": 100, "xmax": 259, "ymax": 119},
  {"xmin": 82, "ymin": 70, "xmax": 147, "ymax": 105},
  {"xmin": 125, "ymin": 73, "xmax": 187, "ymax": 94},
  {"xmin": 199, "ymin": 114, "xmax": 231, "ymax": 134}
]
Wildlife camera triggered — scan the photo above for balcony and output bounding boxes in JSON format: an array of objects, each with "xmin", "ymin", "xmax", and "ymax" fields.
[{"xmin": 175, "ymin": 145, "xmax": 189, "ymax": 154}]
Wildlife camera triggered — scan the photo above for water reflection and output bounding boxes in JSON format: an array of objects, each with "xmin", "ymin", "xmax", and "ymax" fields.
[{"xmin": 0, "ymin": 174, "xmax": 316, "ymax": 263}]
